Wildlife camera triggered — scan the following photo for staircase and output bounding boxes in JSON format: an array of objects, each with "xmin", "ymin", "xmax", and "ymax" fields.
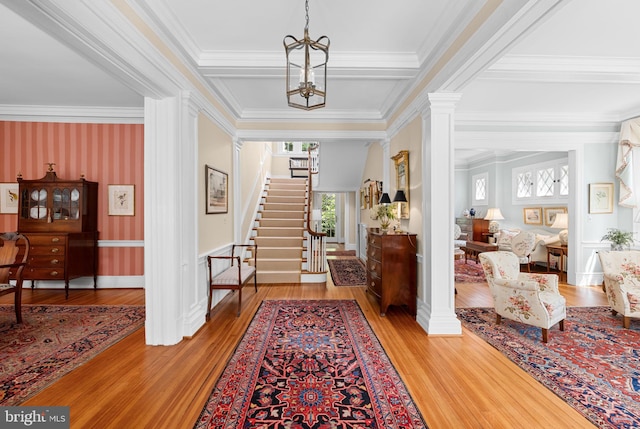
[{"xmin": 253, "ymin": 178, "xmax": 307, "ymax": 283}]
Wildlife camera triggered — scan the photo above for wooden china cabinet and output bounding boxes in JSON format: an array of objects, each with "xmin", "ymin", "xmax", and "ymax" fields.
[
  {"xmin": 366, "ymin": 228, "xmax": 417, "ymax": 317},
  {"xmin": 17, "ymin": 166, "xmax": 98, "ymax": 297}
]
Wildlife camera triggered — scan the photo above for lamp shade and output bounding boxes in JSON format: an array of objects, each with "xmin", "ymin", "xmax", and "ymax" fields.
[
  {"xmin": 379, "ymin": 193, "xmax": 391, "ymax": 204},
  {"xmin": 551, "ymin": 213, "xmax": 568, "ymax": 229},
  {"xmin": 392, "ymin": 190, "xmax": 407, "ymax": 203},
  {"xmin": 484, "ymin": 208, "xmax": 504, "ymax": 221}
]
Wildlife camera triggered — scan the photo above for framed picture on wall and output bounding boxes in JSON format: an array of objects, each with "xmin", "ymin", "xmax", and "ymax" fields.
[
  {"xmin": 0, "ymin": 183, "xmax": 19, "ymax": 214},
  {"xmin": 108, "ymin": 185, "xmax": 135, "ymax": 216},
  {"xmin": 523, "ymin": 207, "xmax": 542, "ymax": 225},
  {"xmin": 589, "ymin": 182, "xmax": 614, "ymax": 214},
  {"xmin": 392, "ymin": 150, "xmax": 410, "ymax": 219},
  {"xmin": 206, "ymin": 165, "xmax": 228, "ymax": 214},
  {"xmin": 544, "ymin": 207, "xmax": 567, "ymax": 226}
]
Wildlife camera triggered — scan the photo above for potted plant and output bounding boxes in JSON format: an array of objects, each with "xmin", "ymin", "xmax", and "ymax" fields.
[
  {"xmin": 371, "ymin": 204, "xmax": 396, "ymax": 232},
  {"xmin": 601, "ymin": 228, "xmax": 635, "ymax": 251}
]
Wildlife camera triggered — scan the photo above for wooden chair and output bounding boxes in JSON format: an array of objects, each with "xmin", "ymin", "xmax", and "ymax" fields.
[
  {"xmin": 207, "ymin": 244, "xmax": 257, "ymax": 318},
  {"xmin": 0, "ymin": 232, "xmax": 30, "ymax": 324}
]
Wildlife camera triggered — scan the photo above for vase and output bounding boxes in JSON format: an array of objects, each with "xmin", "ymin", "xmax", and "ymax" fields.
[
  {"xmin": 379, "ymin": 221, "xmax": 390, "ymax": 232},
  {"xmin": 611, "ymin": 244, "xmax": 625, "ymax": 251}
]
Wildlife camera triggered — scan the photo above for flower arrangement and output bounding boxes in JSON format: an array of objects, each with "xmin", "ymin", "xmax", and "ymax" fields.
[
  {"xmin": 371, "ymin": 204, "xmax": 396, "ymax": 231},
  {"xmin": 601, "ymin": 228, "xmax": 635, "ymax": 250}
]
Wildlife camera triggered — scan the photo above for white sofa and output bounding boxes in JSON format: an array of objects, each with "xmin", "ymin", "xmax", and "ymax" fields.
[{"xmin": 494, "ymin": 228, "xmax": 562, "ymax": 267}]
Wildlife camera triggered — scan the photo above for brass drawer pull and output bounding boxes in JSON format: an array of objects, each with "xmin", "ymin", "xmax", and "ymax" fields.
[
  {"xmin": 51, "ymin": 259, "xmax": 59, "ymax": 265},
  {"xmin": 51, "ymin": 237, "xmax": 60, "ymax": 243},
  {"xmin": 51, "ymin": 271, "xmax": 59, "ymax": 276},
  {"xmin": 51, "ymin": 248, "xmax": 60, "ymax": 253}
]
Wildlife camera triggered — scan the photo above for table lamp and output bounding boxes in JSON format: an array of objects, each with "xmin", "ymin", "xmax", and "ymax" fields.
[
  {"xmin": 551, "ymin": 212, "xmax": 569, "ymax": 245},
  {"xmin": 484, "ymin": 208, "xmax": 504, "ymax": 233},
  {"xmin": 393, "ymin": 190, "xmax": 407, "ymax": 233}
]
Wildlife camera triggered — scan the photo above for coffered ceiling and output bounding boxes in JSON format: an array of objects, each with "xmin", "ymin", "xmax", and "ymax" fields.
[{"xmin": 0, "ymin": 0, "xmax": 638, "ymax": 137}]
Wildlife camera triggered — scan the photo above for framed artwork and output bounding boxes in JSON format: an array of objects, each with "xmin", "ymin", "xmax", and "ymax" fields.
[
  {"xmin": 523, "ymin": 207, "xmax": 542, "ymax": 225},
  {"xmin": 0, "ymin": 183, "xmax": 19, "ymax": 214},
  {"xmin": 544, "ymin": 207, "xmax": 567, "ymax": 226},
  {"xmin": 360, "ymin": 188, "xmax": 366, "ymax": 209},
  {"xmin": 589, "ymin": 182, "xmax": 614, "ymax": 214},
  {"xmin": 392, "ymin": 150, "xmax": 410, "ymax": 219},
  {"xmin": 206, "ymin": 165, "xmax": 228, "ymax": 214},
  {"xmin": 108, "ymin": 185, "xmax": 135, "ymax": 216}
]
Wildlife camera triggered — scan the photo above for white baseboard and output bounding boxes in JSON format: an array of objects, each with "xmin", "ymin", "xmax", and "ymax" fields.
[{"xmin": 20, "ymin": 276, "xmax": 145, "ymax": 290}]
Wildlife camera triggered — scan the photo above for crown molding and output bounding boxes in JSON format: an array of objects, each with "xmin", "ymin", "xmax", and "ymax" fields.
[
  {"xmin": 235, "ymin": 129, "xmax": 387, "ymax": 144},
  {"xmin": 0, "ymin": 105, "xmax": 144, "ymax": 123},
  {"xmin": 484, "ymin": 55, "xmax": 640, "ymax": 83}
]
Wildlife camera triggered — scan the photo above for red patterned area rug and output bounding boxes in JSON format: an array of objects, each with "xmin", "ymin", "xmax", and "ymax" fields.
[
  {"xmin": 0, "ymin": 304, "xmax": 145, "ymax": 405},
  {"xmin": 327, "ymin": 258, "xmax": 367, "ymax": 286},
  {"xmin": 457, "ymin": 306, "xmax": 640, "ymax": 428},
  {"xmin": 454, "ymin": 259, "xmax": 486, "ymax": 283},
  {"xmin": 195, "ymin": 300, "xmax": 427, "ymax": 428}
]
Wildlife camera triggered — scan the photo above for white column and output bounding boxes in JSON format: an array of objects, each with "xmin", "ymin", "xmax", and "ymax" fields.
[
  {"xmin": 233, "ymin": 138, "xmax": 243, "ymax": 244},
  {"xmin": 417, "ymin": 93, "xmax": 462, "ymax": 335},
  {"xmin": 144, "ymin": 93, "xmax": 200, "ymax": 345}
]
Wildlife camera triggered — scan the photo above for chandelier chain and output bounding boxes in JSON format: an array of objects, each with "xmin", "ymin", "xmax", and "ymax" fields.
[{"xmin": 304, "ymin": 0, "xmax": 310, "ymax": 33}]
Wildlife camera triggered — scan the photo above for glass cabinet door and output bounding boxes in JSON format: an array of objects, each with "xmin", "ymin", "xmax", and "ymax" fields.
[
  {"xmin": 21, "ymin": 187, "xmax": 49, "ymax": 220},
  {"xmin": 52, "ymin": 187, "xmax": 80, "ymax": 220}
]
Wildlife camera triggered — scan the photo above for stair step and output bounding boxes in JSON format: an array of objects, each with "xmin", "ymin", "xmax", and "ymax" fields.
[
  {"xmin": 265, "ymin": 195, "xmax": 307, "ymax": 204},
  {"xmin": 258, "ymin": 219, "xmax": 305, "ymax": 228},
  {"xmin": 260, "ymin": 210, "xmax": 304, "ymax": 219},
  {"xmin": 255, "ymin": 227, "xmax": 305, "ymax": 237},
  {"xmin": 266, "ymin": 189, "xmax": 306, "ymax": 197},
  {"xmin": 256, "ymin": 258, "xmax": 302, "ymax": 271},
  {"xmin": 258, "ymin": 247, "xmax": 304, "ymax": 258},
  {"xmin": 262, "ymin": 202, "xmax": 305, "ymax": 211},
  {"xmin": 257, "ymin": 271, "xmax": 301, "ymax": 284},
  {"xmin": 253, "ymin": 236, "xmax": 304, "ymax": 247}
]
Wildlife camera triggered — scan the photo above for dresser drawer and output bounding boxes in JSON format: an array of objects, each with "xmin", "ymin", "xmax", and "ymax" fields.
[
  {"xmin": 368, "ymin": 259, "xmax": 382, "ymax": 277},
  {"xmin": 27, "ymin": 255, "xmax": 64, "ymax": 268},
  {"xmin": 26, "ymin": 234, "xmax": 67, "ymax": 246},
  {"xmin": 29, "ymin": 245, "xmax": 66, "ymax": 256},
  {"xmin": 368, "ymin": 234, "xmax": 381, "ymax": 248},
  {"xmin": 24, "ymin": 267, "xmax": 64, "ymax": 280},
  {"xmin": 368, "ymin": 276, "xmax": 382, "ymax": 298}
]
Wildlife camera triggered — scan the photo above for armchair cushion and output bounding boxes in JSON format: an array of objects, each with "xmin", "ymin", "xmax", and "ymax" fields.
[{"xmin": 598, "ymin": 250, "xmax": 640, "ymax": 328}]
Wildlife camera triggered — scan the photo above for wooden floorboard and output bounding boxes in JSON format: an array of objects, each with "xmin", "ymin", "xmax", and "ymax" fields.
[{"xmin": 0, "ymin": 264, "xmax": 607, "ymax": 429}]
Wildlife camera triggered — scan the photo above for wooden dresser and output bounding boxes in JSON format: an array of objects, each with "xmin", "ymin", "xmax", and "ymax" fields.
[
  {"xmin": 456, "ymin": 217, "xmax": 490, "ymax": 242},
  {"xmin": 366, "ymin": 228, "xmax": 417, "ymax": 317},
  {"xmin": 17, "ymin": 167, "xmax": 98, "ymax": 297}
]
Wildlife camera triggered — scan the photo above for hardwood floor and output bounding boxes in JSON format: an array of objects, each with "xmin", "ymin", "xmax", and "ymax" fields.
[{"xmin": 2, "ymin": 263, "xmax": 608, "ymax": 428}]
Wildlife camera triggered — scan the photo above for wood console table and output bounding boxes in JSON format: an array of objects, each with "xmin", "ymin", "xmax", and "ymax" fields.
[{"xmin": 460, "ymin": 241, "xmax": 498, "ymax": 263}]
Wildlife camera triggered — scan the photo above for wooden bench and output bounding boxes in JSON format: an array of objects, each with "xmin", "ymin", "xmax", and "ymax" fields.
[{"xmin": 207, "ymin": 244, "xmax": 257, "ymax": 318}]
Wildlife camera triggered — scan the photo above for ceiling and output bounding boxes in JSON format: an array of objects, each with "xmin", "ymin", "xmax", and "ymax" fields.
[{"xmin": 0, "ymin": 0, "xmax": 639, "ymax": 163}]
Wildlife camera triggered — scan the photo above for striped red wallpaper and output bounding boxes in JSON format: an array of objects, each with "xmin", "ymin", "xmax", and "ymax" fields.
[{"xmin": 0, "ymin": 121, "xmax": 144, "ymax": 276}]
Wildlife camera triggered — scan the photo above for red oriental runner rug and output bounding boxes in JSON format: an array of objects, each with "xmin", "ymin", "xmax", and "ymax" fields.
[
  {"xmin": 457, "ymin": 306, "xmax": 640, "ymax": 428},
  {"xmin": 0, "ymin": 304, "xmax": 145, "ymax": 405},
  {"xmin": 195, "ymin": 300, "xmax": 427, "ymax": 428},
  {"xmin": 327, "ymin": 259, "xmax": 367, "ymax": 286}
]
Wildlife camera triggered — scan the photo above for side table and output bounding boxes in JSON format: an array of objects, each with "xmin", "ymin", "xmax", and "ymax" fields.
[{"xmin": 546, "ymin": 244, "xmax": 568, "ymax": 282}]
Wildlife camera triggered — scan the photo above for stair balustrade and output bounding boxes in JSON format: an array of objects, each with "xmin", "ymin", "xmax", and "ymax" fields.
[{"xmin": 306, "ymin": 144, "xmax": 326, "ymax": 273}]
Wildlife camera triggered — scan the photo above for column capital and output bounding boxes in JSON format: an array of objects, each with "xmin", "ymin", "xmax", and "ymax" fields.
[{"xmin": 427, "ymin": 92, "xmax": 463, "ymax": 112}]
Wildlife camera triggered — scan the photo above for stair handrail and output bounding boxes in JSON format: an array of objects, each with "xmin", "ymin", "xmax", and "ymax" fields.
[{"xmin": 306, "ymin": 143, "xmax": 326, "ymax": 273}]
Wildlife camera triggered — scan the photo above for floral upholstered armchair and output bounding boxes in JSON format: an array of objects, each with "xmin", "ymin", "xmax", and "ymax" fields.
[
  {"xmin": 479, "ymin": 251, "xmax": 566, "ymax": 342},
  {"xmin": 598, "ymin": 250, "xmax": 640, "ymax": 328}
]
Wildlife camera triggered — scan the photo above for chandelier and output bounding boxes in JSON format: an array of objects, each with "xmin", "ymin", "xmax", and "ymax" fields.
[{"xmin": 283, "ymin": 0, "xmax": 330, "ymax": 110}]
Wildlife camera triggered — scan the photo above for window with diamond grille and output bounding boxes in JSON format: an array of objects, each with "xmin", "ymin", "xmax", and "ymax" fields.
[
  {"xmin": 517, "ymin": 172, "xmax": 532, "ymax": 198},
  {"xmin": 512, "ymin": 158, "xmax": 568, "ymax": 204},
  {"xmin": 559, "ymin": 165, "xmax": 569, "ymax": 195},
  {"xmin": 472, "ymin": 173, "xmax": 488, "ymax": 206},
  {"xmin": 537, "ymin": 167, "xmax": 555, "ymax": 197}
]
